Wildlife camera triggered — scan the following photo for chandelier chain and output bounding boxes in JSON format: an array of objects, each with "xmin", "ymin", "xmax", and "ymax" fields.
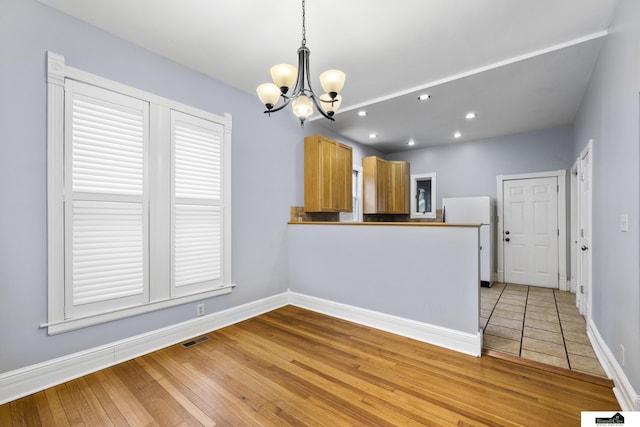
[{"xmin": 301, "ymin": 0, "xmax": 306, "ymax": 46}]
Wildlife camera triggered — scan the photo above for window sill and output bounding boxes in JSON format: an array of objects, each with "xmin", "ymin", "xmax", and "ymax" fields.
[
  {"xmin": 41, "ymin": 284, "xmax": 235, "ymax": 335},
  {"xmin": 410, "ymin": 213, "xmax": 437, "ymax": 220}
]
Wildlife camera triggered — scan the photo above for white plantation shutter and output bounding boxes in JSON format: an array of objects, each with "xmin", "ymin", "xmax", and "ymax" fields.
[
  {"xmin": 172, "ymin": 111, "xmax": 224, "ymax": 296},
  {"xmin": 71, "ymin": 201, "xmax": 144, "ymax": 305},
  {"xmin": 174, "ymin": 122, "xmax": 221, "ymax": 200},
  {"xmin": 46, "ymin": 55, "xmax": 232, "ymax": 333},
  {"xmin": 174, "ymin": 204, "xmax": 221, "ymax": 287},
  {"xmin": 65, "ymin": 80, "xmax": 149, "ymax": 318},
  {"xmin": 71, "ymin": 94, "xmax": 144, "ymax": 195}
]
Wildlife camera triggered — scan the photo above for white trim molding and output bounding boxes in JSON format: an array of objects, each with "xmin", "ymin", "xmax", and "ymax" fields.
[
  {"xmin": 496, "ymin": 169, "xmax": 567, "ymax": 290},
  {"xmin": 6, "ymin": 290, "xmax": 636, "ymax": 410},
  {"xmin": 46, "ymin": 51, "xmax": 234, "ymax": 334},
  {"xmin": 587, "ymin": 318, "xmax": 640, "ymax": 411},
  {"xmin": 0, "ymin": 293, "xmax": 289, "ymax": 405},
  {"xmin": 289, "ymin": 292, "xmax": 482, "ymax": 357},
  {"xmin": 0, "ymin": 290, "xmax": 485, "ymax": 404}
]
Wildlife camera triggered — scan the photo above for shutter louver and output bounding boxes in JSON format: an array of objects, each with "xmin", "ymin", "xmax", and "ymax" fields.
[
  {"xmin": 72, "ymin": 94, "xmax": 144, "ymax": 195},
  {"xmin": 174, "ymin": 204, "xmax": 221, "ymax": 287},
  {"xmin": 72, "ymin": 201, "xmax": 144, "ymax": 305},
  {"xmin": 172, "ymin": 112, "xmax": 224, "ymax": 295},
  {"xmin": 175, "ymin": 124, "xmax": 221, "ymax": 200}
]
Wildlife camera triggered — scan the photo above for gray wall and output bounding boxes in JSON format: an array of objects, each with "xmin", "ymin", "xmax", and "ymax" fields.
[
  {"xmin": 387, "ymin": 126, "xmax": 574, "ymax": 206},
  {"xmin": 289, "ymin": 224, "xmax": 481, "ymax": 336},
  {"xmin": 0, "ymin": 0, "xmax": 376, "ymax": 374},
  {"xmin": 573, "ymin": 0, "xmax": 640, "ymax": 392}
]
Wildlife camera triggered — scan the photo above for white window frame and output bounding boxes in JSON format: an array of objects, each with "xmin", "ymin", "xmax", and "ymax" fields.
[
  {"xmin": 340, "ymin": 165, "xmax": 363, "ymax": 222},
  {"xmin": 45, "ymin": 52, "xmax": 233, "ymax": 334},
  {"xmin": 410, "ymin": 172, "xmax": 437, "ymax": 219}
]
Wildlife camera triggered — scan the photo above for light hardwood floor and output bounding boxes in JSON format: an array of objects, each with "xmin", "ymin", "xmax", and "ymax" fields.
[{"xmin": 1, "ymin": 306, "xmax": 619, "ymax": 426}]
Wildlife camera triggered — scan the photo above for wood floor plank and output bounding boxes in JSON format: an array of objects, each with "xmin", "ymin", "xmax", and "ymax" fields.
[
  {"xmin": 151, "ymin": 346, "xmax": 286, "ymax": 426},
  {"xmin": 80, "ymin": 372, "xmax": 128, "ymax": 426},
  {"xmin": 192, "ymin": 336, "xmax": 363, "ymax": 426},
  {"xmin": 0, "ymin": 306, "xmax": 619, "ymax": 426},
  {"xmin": 61, "ymin": 379, "xmax": 113, "ymax": 426},
  {"xmin": 40, "ymin": 388, "xmax": 70, "ymax": 427},
  {"xmin": 213, "ymin": 325, "xmax": 401, "ymax": 424},
  {"xmin": 32, "ymin": 390, "xmax": 58, "ymax": 426},
  {"xmin": 0, "ymin": 402, "xmax": 12, "ymax": 427},
  {"xmin": 92, "ymin": 367, "xmax": 158, "ymax": 425},
  {"xmin": 135, "ymin": 357, "xmax": 215, "ymax": 426}
]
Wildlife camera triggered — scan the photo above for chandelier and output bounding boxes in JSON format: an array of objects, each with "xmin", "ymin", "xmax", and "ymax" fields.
[{"xmin": 256, "ymin": 0, "xmax": 346, "ymax": 126}]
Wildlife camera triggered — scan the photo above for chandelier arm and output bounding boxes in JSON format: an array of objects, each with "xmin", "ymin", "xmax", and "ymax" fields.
[
  {"xmin": 301, "ymin": 46, "xmax": 316, "ymax": 96},
  {"xmin": 264, "ymin": 96, "xmax": 292, "ymax": 114},
  {"xmin": 286, "ymin": 45, "xmax": 309, "ymax": 99},
  {"xmin": 309, "ymin": 93, "xmax": 335, "ymax": 121}
]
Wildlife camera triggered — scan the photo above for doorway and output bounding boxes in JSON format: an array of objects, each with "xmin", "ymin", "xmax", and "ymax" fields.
[
  {"xmin": 503, "ymin": 176, "xmax": 559, "ymax": 287},
  {"xmin": 496, "ymin": 170, "xmax": 567, "ymax": 290}
]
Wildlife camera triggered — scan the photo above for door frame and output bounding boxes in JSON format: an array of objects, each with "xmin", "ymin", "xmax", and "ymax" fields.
[
  {"xmin": 496, "ymin": 170, "xmax": 567, "ymax": 290},
  {"xmin": 570, "ymin": 159, "xmax": 579, "ymax": 295},
  {"xmin": 575, "ymin": 140, "xmax": 593, "ymax": 318}
]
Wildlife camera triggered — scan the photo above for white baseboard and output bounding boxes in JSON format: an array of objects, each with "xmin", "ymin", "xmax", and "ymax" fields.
[
  {"xmin": 587, "ymin": 318, "xmax": 640, "ymax": 411},
  {"xmin": 289, "ymin": 292, "xmax": 482, "ymax": 357},
  {"xmin": 1, "ymin": 290, "xmax": 493, "ymax": 405},
  {"xmin": 0, "ymin": 292, "xmax": 289, "ymax": 405},
  {"xmin": 560, "ymin": 275, "xmax": 568, "ymax": 292}
]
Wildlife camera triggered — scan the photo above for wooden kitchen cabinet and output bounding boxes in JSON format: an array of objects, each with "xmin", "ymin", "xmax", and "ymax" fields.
[
  {"xmin": 304, "ymin": 135, "xmax": 353, "ymax": 212},
  {"xmin": 363, "ymin": 156, "xmax": 389, "ymax": 213},
  {"xmin": 363, "ymin": 156, "xmax": 409, "ymax": 214},
  {"xmin": 388, "ymin": 160, "xmax": 410, "ymax": 213}
]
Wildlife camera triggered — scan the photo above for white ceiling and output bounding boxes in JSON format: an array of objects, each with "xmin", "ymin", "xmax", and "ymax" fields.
[{"xmin": 38, "ymin": 0, "xmax": 618, "ymax": 153}]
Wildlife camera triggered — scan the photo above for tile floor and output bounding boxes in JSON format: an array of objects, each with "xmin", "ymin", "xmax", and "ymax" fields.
[{"xmin": 481, "ymin": 283, "xmax": 607, "ymax": 377}]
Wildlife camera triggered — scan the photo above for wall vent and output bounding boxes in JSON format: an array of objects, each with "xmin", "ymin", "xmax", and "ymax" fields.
[{"xmin": 181, "ymin": 335, "xmax": 210, "ymax": 348}]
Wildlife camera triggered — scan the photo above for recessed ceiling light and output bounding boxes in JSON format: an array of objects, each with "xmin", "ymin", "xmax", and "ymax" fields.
[
  {"xmin": 407, "ymin": 139, "xmax": 415, "ymax": 146},
  {"xmin": 453, "ymin": 131, "xmax": 462, "ymax": 139},
  {"xmin": 369, "ymin": 133, "xmax": 377, "ymax": 139},
  {"xmin": 417, "ymin": 94, "xmax": 431, "ymax": 101},
  {"xmin": 357, "ymin": 110, "xmax": 368, "ymax": 117},
  {"xmin": 465, "ymin": 112, "xmax": 477, "ymax": 119}
]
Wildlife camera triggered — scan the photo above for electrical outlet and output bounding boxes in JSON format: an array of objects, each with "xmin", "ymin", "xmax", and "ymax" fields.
[
  {"xmin": 619, "ymin": 214, "xmax": 629, "ymax": 232},
  {"xmin": 196, "ymin": 303, "xmax": 205, "ymax": 317},
  {"xmin": 619, "ymin": 344, "xmax": 625, "ymax": 366}
]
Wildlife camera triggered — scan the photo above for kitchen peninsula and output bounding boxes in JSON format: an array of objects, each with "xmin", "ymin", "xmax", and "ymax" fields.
[{"xmin": 287, "ymin": 221, "xmax": 482, "ymax": 356}]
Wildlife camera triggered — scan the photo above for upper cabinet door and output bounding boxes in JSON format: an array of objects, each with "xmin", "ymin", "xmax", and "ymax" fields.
[
  {"xmin": 334, "ymin": 143, "xmax": 353, "ymax": 212},
  {"xmin": 388, "ymin": 161, "xmax": 410, "ymax": 214},
  {"xmin": 304, "ymin": 135, "xmax": 353, "ymax": 213},
  {"xmin": 362, "ymin": 156, "xmax": 409, "ymax": 214},
  {"xmin": 362, "ymin": 156, "xmax": 388, "ymax": 214}
]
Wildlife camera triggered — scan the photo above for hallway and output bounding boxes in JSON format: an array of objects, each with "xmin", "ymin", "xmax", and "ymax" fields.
[{"xmin": 481, "ymin": 283, "xmax": 607, "ymax": 377}]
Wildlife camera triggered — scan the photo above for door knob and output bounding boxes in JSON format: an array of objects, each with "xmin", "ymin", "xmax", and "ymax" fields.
[
  {"xmin": 505, "ymin": 238, "xmax": 510, "ymax": 242},
  {"xmin": 581, "ymin": 245, "xmax": 588, "ymax": 251},
  {"xmin": 505, "ymin": 231, "xmax": 510, "ymax": 235}
]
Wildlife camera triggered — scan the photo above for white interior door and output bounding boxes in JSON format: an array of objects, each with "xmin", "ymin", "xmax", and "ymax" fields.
[
  {"xmin": 503, "ymin": 177, "xmax": 559, "ymax": 288},
  {"xmin": 578, "ymin": 147, "xmax": 593, "ymax": 317}
]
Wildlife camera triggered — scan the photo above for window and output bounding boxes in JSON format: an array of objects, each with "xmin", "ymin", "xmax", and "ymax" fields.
[
  {"xmin": 46, "ymin": 52, "xmax": 232, "ymax": 334},
  {"xmin": 340, "ymin": 166, "xmax": 363, "ymax": 222},
  {"xmin": 410, "ymin": 172, "xmax": 437, "ymax": 219}
]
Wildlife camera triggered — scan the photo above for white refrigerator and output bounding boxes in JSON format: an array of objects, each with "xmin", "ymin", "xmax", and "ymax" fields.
[{"xmin": 442, "ymin": 196, "xmax": 495, "ymax": 287}]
